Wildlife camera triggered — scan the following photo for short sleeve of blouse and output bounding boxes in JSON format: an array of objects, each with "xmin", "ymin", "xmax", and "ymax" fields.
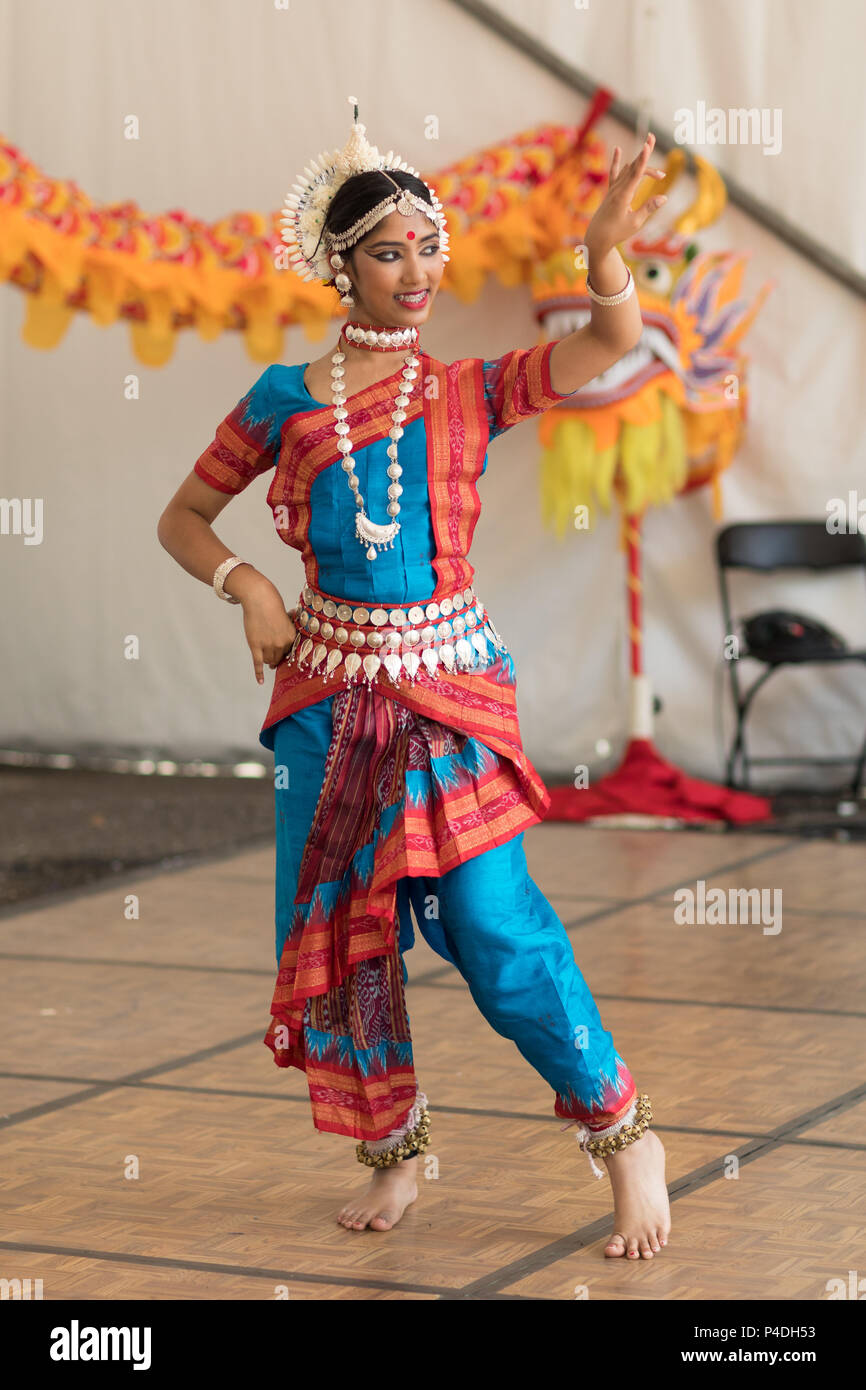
[
  {"xmin": 193, "ymin": 365, "xmax": 281, "ymax": 495},
  {"xmin": 482, "ymin": 339, "xmax": 578, "ymax": 442}
]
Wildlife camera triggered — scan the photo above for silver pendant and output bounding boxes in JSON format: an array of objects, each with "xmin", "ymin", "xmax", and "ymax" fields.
[
  {"xmin": 383, "ymin": 652, "xmax": 403, "ymax": 684},
  {"xmin": 356, "ymin": 509, "xmax": 401, "ymax": 562},
  {"xmin": 455, "ymin": 638, "xmax": 474, "ymax": 668},
  {"xmin": 325, "ymin": 649, "xmax": 343, "ymax": 678}
]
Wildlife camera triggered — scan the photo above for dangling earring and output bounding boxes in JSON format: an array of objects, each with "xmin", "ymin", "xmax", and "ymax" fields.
[
  {"xmin": 329, "ymin": 251, "xmax": 354, "ymax": 307},
  {"xmin": 335, "ymin": 274, "xmax": 354, "ymax": 307}
]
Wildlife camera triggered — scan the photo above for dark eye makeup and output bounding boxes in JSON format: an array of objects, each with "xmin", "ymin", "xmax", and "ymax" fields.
[{"xmin": 371, "ymin": 244, "xmax": 440, "ymax": 262}]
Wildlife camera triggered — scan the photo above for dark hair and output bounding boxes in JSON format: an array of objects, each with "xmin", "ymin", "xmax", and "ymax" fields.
[{"xmin": 312, "ymin": 168, "xmax": 435, "ymax": 281}]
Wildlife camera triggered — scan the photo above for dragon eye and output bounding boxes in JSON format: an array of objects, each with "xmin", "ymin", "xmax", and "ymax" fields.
[{"xmin": 633, "ymin": 260, "xmax": 672, "ymax": 294}]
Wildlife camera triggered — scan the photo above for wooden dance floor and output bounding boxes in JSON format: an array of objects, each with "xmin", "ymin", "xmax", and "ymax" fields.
[{"xmin": 1, "ymin": 822, "xmax": 864, "ymax": 1301}]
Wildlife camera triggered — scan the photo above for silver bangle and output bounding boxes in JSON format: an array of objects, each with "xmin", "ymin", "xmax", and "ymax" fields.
[
  {"xmin": 213, "ymin": 556, "xmax": 248, "ymax": 604},
  {"xmin": 585, "ymin": 267, "xmax": 635, "ymax": 306}
]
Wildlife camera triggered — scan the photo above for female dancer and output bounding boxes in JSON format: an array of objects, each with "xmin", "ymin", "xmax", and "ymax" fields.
[{"xmin": 157, "ymin": 104, "xmax": 671, "ymax": 1260}]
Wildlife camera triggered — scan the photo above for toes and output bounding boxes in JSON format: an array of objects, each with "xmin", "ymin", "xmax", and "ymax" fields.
[
  {"xmin": 605, "ymin": 1221, "xmax": 669, "ymax": 1260},
  {"xmin": 338, "ymin": 1208, "xmax": 369, "ymax": 1230},
  {"xmin": 338, "ymin": 1196, "xmax": 406, "ymax": 1233},
  {"xmin": 369, "ymin": 1211, "xmax": 395, "ymax": 1230}
]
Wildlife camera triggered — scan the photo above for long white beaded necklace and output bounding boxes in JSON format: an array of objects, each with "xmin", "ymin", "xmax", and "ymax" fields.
[{"xmin": 330, "ymin": 332, "xmax": 420, "ymax": 561}]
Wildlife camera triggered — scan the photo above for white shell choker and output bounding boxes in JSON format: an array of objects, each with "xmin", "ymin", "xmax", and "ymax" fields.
[{"xmin": 343, "ymin": 321, "xmax": 419, "ymax": 350}]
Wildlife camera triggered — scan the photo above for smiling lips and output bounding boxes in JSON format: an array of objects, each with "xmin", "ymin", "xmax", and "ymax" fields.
[{"xmin": 395, "ymin": 290, "xmax": 429, "ymax": 307}]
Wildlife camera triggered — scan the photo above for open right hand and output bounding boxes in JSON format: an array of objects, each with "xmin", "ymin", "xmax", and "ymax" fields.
[{"xmin": 241, "ymin": 578, "xmax": 298, "ymax": 684}]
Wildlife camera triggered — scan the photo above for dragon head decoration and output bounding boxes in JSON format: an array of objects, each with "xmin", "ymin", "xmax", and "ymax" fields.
[{"xmin": 531, "ymin": 150, "xmax": 774, "ymax": 537}]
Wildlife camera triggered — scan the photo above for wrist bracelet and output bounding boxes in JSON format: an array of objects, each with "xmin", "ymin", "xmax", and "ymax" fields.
[
  {"xmin": 213, "ymin": 556, "xmax": 249, "ymax": 604},
  {"xmin": 585, "ymin": 267, "xmax": 635, "ymax": 306}
]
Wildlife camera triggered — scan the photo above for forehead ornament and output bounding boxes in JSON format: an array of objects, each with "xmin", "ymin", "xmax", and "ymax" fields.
[{"xmin": 280, "ymin": 95, "xmax": 450, "ymax": 284}]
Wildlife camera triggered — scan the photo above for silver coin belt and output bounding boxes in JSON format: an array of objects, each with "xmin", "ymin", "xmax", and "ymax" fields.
[{"xmin": 287, "ymin": 582, "xmax": 509, "ymax": 689}]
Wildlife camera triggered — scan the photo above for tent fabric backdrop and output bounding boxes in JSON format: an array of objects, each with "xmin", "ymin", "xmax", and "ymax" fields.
[{"xmin": 1, "ymin": 0, "xmax": 864, "ymax": 787}]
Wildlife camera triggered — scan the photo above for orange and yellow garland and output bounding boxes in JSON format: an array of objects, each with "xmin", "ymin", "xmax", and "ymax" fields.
[
  {"xmin": 0, "ymin": 118, "xmax": 609, "ymax": 366},
  {"xmin": 0, "ymin": 107, "xmax": 771, "ymax": 541}
]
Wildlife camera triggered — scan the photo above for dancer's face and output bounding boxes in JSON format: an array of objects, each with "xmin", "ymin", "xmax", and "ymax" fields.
[{"xmin": 345, "ymin": 208, "xmax": 443, "ymax": 328}]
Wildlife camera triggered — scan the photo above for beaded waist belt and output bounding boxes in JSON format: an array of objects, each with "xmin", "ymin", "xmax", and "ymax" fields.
[{"xmin": 286, "ymin": 580, "xmax": 508, "ymax": 690}]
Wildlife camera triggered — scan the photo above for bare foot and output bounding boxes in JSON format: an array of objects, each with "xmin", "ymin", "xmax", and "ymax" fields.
[
  {"xmin": 602, "ymin": 1128, "xmax": 671, "ymax": 1259},
  {"xmin": 336, "ymin": 1155, "xmax": 419, "ymax": 1232}
]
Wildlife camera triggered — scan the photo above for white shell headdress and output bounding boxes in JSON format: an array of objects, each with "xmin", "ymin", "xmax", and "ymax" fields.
[{"xmin": 280, "ymin": 96, "xmax": 450, "ymax": 284}]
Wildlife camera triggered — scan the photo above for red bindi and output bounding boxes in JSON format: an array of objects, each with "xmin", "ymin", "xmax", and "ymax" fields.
[{"xmin": 406, "ymin": 230, "xmax": 415, "ymax": 239}]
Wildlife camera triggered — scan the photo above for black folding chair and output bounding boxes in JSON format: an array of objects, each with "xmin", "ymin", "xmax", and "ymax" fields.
[{"xmin": 715, "ymin": 520, "xmax": 866, "ymax": 793}]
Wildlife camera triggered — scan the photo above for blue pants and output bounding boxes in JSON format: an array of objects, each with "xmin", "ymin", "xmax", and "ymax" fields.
[{"xmin": 270, "ymin": 698, "xmax": 632, "ymax": 1122}]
